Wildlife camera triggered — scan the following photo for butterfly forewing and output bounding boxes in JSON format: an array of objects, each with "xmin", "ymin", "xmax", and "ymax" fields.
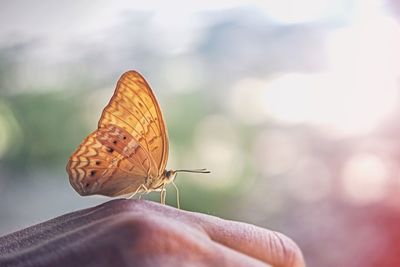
[
  {"xmin": 67, "ymin": 71, "xmax": 169, "ymax": 197},
  {"xmin": 98, "ymin": 71, "xmax": 168, "ymax": 173}
]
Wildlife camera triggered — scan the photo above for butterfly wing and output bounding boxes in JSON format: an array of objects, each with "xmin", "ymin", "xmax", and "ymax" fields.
[
  {"xmin": 67, "ymin": 127, "xmax": 151, "ymax": 196},
  {"xmin": 98, "ymin": 71, "xmax": 169, "ymax": 175},
  {"xmin": 67, "ymin": 71, "xmax": 169, "ymax": 197}
]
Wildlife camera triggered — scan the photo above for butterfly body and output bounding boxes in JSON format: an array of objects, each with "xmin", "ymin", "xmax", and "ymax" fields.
[{"xmin": 66, "ymin": 70, "xmax": 209, "ymax": 204}]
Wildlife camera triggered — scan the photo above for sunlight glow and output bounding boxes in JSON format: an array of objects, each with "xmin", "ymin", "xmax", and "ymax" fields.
[
  {"xmin": 263, "ymin": 71, "xmax": 398, "ymax": 136},
  {"xmin": 261, "ymin": 3, "xmax": 400, "ymax": 136},
  {"xmin": 342, "ymin": 153, "xmax": 388, "ymax": 204}
]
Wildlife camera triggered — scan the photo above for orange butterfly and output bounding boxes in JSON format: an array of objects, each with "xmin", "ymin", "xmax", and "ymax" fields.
[{"xmin": 66, "ymin": 70, "xmax": 209, "ymax": 207}]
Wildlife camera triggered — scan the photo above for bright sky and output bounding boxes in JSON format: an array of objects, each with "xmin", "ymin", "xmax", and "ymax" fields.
[
  {"xmin": 0, "ymin": 0, "xmax": 350, "ymax": 43},
  {"xmin": 1, "ymin": 0, "xmax": 399, "ymax": 137}
]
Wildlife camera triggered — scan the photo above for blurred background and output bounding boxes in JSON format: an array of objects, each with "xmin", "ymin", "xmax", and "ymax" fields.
[{"xmin": 1, "ymin": 0, "xmax": 400, "ymax": 266}]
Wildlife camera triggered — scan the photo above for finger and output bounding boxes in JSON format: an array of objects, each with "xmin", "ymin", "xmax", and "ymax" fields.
[
  {"xmin": 209, "ymin": 221, "xmax": 304, "ymax": 267},
  {"xmin": 210, "ymin": 241, "xmax": 274, "ymax": 267},
  {"xmin": 132, "ymin": 200, "xmax": 305, "ymax": 267},
  {"xmin": 194, "ymin": 215, "xmax": 305, "ymax": 267}
]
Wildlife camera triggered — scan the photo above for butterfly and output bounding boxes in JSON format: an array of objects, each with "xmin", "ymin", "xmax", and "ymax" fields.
[{"xmin": 66, "ymin": 70, "xmax": 209, "ymax": 207}]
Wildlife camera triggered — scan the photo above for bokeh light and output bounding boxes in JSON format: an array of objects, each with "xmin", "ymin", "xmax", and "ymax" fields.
[
  {"xmin": 0, "ymin": 100, "xmax": 23, "ymax": 159},
  {"xmin": 229, "ymin": 78, "xmax": 270, "ymax": 125},
  {"xmin": 193, "ymin": 115, "xmax": 243, "ymax": 189},
  {"xmin": 342, "ymin": 153, "xmax": 389, "ymax": 204}
]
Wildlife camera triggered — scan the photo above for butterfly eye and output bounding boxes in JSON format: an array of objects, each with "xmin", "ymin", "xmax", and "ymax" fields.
[
  {"xmin": 95, "ymin": 161, "xmax": 101, "ymax": 166},
  {"xmin": 90, "ymin": 170, "xmax": 96, "ymax": 176},
  {"xmin": 112, "ymin": 140, "xmax": 117, "ymax": 144}
]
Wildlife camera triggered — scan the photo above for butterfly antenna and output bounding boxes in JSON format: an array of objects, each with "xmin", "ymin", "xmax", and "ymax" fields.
[
  {"xmin": 171, "ymin": 180, "xmax": 180, "ymax": 209},
  {"xmin": 175, "ymin": 168, "xmax": 210, "ymax": 174}
]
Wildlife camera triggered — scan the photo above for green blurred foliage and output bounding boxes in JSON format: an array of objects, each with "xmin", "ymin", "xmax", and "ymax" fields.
[
  {"xmin": 2, "ymin": 92, "xmax": 89, "ymax": 171},
  {"xmin": 167, "ymin": 93, "xmax": 215, "ymax": 146}
]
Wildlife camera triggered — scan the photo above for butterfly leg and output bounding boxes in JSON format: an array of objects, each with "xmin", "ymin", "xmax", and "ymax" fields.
[
  {"xmin": 127, "ymin": 184, "xmax": 147, "ymax": 199},
  {"xmin": 138, "ymin": 184, "xmax": 151, "ymax": 200},
  {"xmin": 143, "ymin": 184, "xmax": 150, "ymax": 191},
  {"xmin": 160, "ymin": 186, "xmax": 166, "ymax": 205},
  {"xmin": 171, "ymin": 181, "xmax": 180, "ymax": 209}
]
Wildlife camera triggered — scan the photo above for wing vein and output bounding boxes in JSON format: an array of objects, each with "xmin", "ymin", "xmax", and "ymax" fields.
[
  {"xmin": 117, "ymin": 82, "xmax": 160, "ymax": 139},
  {"xmin": 113, "ymin": 96, "xmax": 154, "ymax": 146},
  {"xmin": 120, "ymin": 78, "xmax": 160, "ymax": 134}
]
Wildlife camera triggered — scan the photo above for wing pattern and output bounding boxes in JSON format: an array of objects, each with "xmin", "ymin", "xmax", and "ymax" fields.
[{"xmin": 67, "ymin": 71, "xmax": 169, "ymax": 197}]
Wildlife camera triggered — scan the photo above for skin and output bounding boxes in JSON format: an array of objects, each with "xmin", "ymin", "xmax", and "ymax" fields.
[{"xmin": 0, "ymin": 200, "xmax": 305, "ymax": 267}]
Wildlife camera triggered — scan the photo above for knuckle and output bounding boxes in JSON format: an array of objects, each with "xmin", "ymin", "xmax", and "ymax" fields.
[
  {"xmin": 103, "ymin": 215, "xmax": 158, "ymax": 244},
  {"xmin": 86, "ymin": 216, "xmax": 159, "ymax": 265},
  {"xmin": 115, "ymin": 215, "xmax": 157, "ymax": 234}
]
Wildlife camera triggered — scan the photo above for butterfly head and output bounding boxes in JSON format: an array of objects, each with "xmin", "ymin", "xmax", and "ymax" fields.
[{"xmin": 164, "ymin": 170, "xmax": 177, "ymax": 183}]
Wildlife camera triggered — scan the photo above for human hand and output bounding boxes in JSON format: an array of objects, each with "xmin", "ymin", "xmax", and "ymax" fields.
[{"xmin": 0, "ymin": 199, "xmax": 304, "ymax": 267}]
